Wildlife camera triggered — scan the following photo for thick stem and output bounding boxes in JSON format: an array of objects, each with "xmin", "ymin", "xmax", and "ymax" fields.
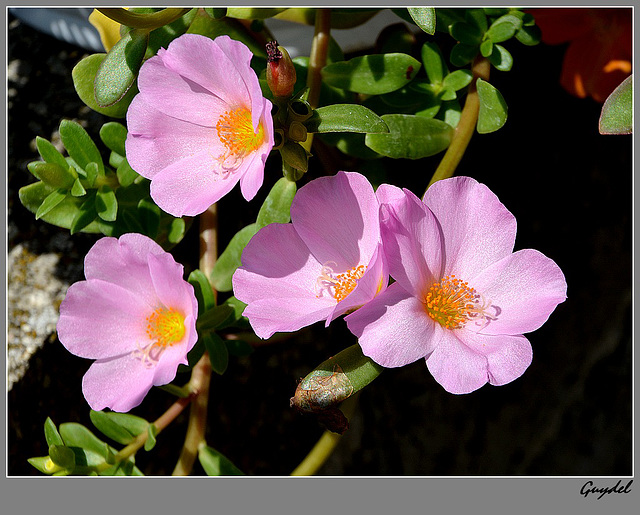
[
  {"xmin": 172, "ymin": 205, "xmax": 218, "ymax": 476},
  {"xmin": 290, "ymin": 393, "xmax": 359, "ymax": 476},
  {"xmin": 306, "ymin": 9, "xmax": 332, "ymax": 110},
  {"xmin": 172, "ymin": 354, "xmax": 212, "ymax": 475},
  {"xmin": 426, "ymin": 56, "xmax": 491, "ymax": 191}
]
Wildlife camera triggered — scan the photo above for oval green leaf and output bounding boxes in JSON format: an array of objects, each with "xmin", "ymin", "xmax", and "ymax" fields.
[
  {"xmin": 305, "ymin": 104, "xmax": 388, "ymax": 134},
  {"xmin": 44, "ymin": 418, "xmax": 64, "ymax": 448},
  {"xmin": 73, "ymin": 54, "xmax": 139, "ymax": 118},
  {"xmin": 89, "ymin": 411, "xmax": 149, "ymax": 445},
  {"xmin": 59, "ymin": 119, "xmax": 104, "ymax": 175},
  {"xmin": 35, "ymin": 189, "xmax": 68, "ymax": 220},
  {"xmin": 322, "ymin": 53, "xmax": 421, "ymax": 95},
  {"xmin": 599, "ymin": 75, "xmax": 632, "ymax": 135},
  {"xmin": 365, "ymin": 114, "xmax": 454, "ymax": 159},
  {"xmin": 198, "ymin": 444, "xmax": 244, "ymax": 476},
  {"xmin": 256, "ymin": 177, "xmax": 297, "ymax": 229},
  {"xmin": 476, "ymin": 78, "xmax": 508, "ymax": 133},
  {"xmin": 99, "ymin": 122, "xmax": 128, "ymax": 156},
  {"xmin": 486, "ymin": 14, "xmax": 522, "ymax": 43},
  {"xmin": 489, "ymin": 44, "xmax": 513, "ymax": 72},
  {"xmin": 210, "ymin": 223, "xmax": 258, "ymax": 292},
  {"xmin": 407, "ymin": 7, "xmax": 436, "ymax": 35},
  {"xmin": 95, "ymin": 28, "xmax": 148, "ymax": 107},
  {"xmin": 28, "ymin": 162, "xmax": 75, "ymax": 189},
  {"xmin": 421, "ymin": 41, "xmax": 448, "ymax": 84},
  {"xmin": 204, "ymin": 332, "xmax": 229, "ymax": 375}
]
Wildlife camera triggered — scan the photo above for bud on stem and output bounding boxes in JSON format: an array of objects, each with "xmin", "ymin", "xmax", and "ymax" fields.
[{"xmin": 266, "ymin": 41, "xmax": 297, "ymax": 98}]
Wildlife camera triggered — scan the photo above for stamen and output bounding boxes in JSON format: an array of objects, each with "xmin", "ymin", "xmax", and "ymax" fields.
[
  {"xmin": 134, "ymin": 307, "xmax": 185, "ymax": 367},
  {"xmin": 315, "ymin": 262, "xmax": 367, "ymax": 302},
  {"xmin": 215, "ymin": 107, "xmax": 264, "ymax": 173},
  {"xmin": 424, "ymin": 274, "xmax": 498, "ymax": 330}
]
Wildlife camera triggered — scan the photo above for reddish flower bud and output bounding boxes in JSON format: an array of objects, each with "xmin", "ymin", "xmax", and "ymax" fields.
[{"xmin": 266, "ymin": 41, "xmax": 297, "ymax": 98}]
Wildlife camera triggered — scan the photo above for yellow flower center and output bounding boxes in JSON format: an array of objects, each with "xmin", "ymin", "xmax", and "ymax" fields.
[
  {"xmin": 134, "ymin": 307, "xmax": 185, "ymax": 367},
  {"xmin": 424, "ymin": 274, "xmax": 496, "ymax": 330},
  {"xmin": 316, "ymin": 263, "xmax": 367, "ymax": 302},
  {"xmin": 215, "ymin": 107, "xmax": 265, "ymax": 172}
]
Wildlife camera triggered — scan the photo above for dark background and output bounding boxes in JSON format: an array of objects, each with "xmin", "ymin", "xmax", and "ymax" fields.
[{"xmin": 8, "ymin": 9, "xmax": 632, "ymax": 476}]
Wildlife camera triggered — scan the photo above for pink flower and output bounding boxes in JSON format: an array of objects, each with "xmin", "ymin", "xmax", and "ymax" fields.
[
  {"xmin": 346, "ymin": 177, "xmax": 567, "ymax": 394},
  {"xmin": 232, "ymin": 171, "xmax": 387, "ymax": 339},
  {"xmin": 57, "ymin": 233, "xmax": 198, "ymax": 412},
  {"xmin": 125, "ymin": 34, "xmax": 274, "ymax": 217}
]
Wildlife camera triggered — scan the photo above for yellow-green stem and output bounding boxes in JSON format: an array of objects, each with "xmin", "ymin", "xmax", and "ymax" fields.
[
  {"xmin": 172, "ymin": 204, "xmax": 218, "ymax": 476},
  {"xmin": 426, "ymin": 56, "xmax": 490, "ymax": 191},
  {"xmin": 290, "ymin": 393, "xmax": 359, "ymax": 476}
]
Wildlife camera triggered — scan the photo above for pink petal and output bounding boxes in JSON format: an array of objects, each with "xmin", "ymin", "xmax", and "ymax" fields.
[
  {"xmin": 83, "ymin": 235, "xmax": 159, "ymax": 307},
  {"xmin": 232, "ymin": 223, "xmax": 335, "ymax": 338},
  {"xmin": 137, "ymin": 53, "xmax": 227, "ymax": 126},
  {"xmin": 380, "ymin": 188, "xmax": 443, "ymax": 297},
  {"xmin": 126, "ymin": 95, "xmax": 220, "ymax": 179},
  {"xmin": 160, "ymin": 34, "xmax": 256, "ymax": 110},
  {"xmin": 291, "ymin": 171, "xmax": 380, "ymax": 271},
  {"xmin": 241, "ymin": 298, "xmax": 334, "ymax": 339},
  {"xmin": 57, "ymin": 280, "xmax": 150, "ymax": 360},
  {"xmin": 424, "ymin": 176, "xmax": 517, "ymax": 278},
  {"xmin": 375, "ymin": 183, "xmax": 405, "ymax": 207},
  {"xmin": 82, "ymin": 353, "xmax": 157, "ymax": 412},
  {"xmin": 147, "ymin": 252, "xmax": 196, "ymax": 316},
  {"xmin": 149, "ymin": 151, "xmax": 240, "ymax": 217},
  {"xmin": 425, "ymin": 329, "xmax": 489, "ymax": 394},
  {"xmin": 458, "ymin": 330, "xmax": 533, "ymax": 387},
  {"xmin": 346, "ymin": 282, "xmax": 440, "ymax": 367},
  {"xmin": 238, "ymin": 145, "xmax": 266, "ymax": 201},
  {"xmin": 466, "ymin": 249, "xmax": 567, "ymax": 335}
]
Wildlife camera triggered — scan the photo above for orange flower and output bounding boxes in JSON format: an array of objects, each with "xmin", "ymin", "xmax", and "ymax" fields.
[{"xmin": 531, "ymin": 8, "xmax": 631, "ymax": 102}]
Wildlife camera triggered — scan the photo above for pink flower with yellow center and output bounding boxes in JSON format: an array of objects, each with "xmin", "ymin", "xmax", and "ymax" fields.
[
  {"xmin": 57, "ymin": 233, "xmax": 198, "ymax": 412},
  {"xmin": 346, "ymin": 177, "xmax": 567, "ymax": 394},
  {"xmin": 232, "ymin": 171, "xmax": 388, "ymax": 339},
  {"xmin": 125, "ymin": 34, "xmax": 274, "ymax": 217}
]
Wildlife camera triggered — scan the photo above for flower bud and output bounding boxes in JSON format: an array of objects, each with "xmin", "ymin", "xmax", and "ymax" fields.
[{"xmin": 266, "ymin": 40, "xmax": 297, "ymax": 98}]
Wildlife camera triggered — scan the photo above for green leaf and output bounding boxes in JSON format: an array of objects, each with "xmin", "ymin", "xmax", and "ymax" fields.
[
  {"xmin": 116, "ymin": 158, "xmax": 139, "ymax": 187},
  {"xmin": 515, "ymin": 24, "xmax": 542, "ymax": 46},
  {"xmin": 203, "ymin": 333, "xmax": 229, "ymax": 375},
  {"xmin": 48, "ymin": 445, "xmax": 76, "ymax": 469},
  {"xmin": 480, "ymin": 39, "xmax": 493, "ymax": 58},
  {"xmin": 226, "ymin": 7, "xmax": 287, "ymax": 19},
  {"xmin": 486, "ymin": 14, "xmax": 522, "ymax": 43},
  {"xmin": 19, "ymin": 182, "xmax": 103, "ymax": 233},
  {"xmin": 320, "ymin": 132, "xmax": 382, "ymax": 160},
  {"xmin": 85, "ymin": 162, "xmax": 99, "ymax": 188},
  {"xmin": 99, "ymin": 122, "xmax": 128, "ymax": 156},
  {"xmin": 44, "ymin": 418, "xmax": 64, "ymax": 448},
  {"xmin": 489, "ymin": 44, "xmax": 513, "ymax": 72},
  {"xmin": 322, "ymin": 53, "xmax": 421, "ymax": 95},
  {"xmin": 476, "ymin": 79, "xmax": 508, "ymax": 134},
  {"xmin": 421, "ymin": 42, "xmax": 448, "ymax": 84},
  {"xmin": 465, "ymin": 8, "xmax": 488, "ymax": 33},
  {"xmin": 215, "ymin": 296, "xmax": 249, "ymax": 331},
  {"xmin": 144, "ymin": 425, "xmax": 158, "ymax": 451},
  {"xmin": 365, "ymin": 115, "xmax": 454, "ymax": 159},
  {"xmin": 226, "ymin": 339, "xmax": 253, "ymax": 357},
  {"xmin": 407, "ymin": 7, "xmax": 436, "ymax": 35},
  {"xmin": 59, "ymin": 423, "xmax": 111, "ymax": 462},
  {"xmin": 35, "ymin": 189, "xmax": 67, "ymax": 220},
  {"xmin": 599, "ymin": 75, "xmax": 632, "ymax": 135},
  {"xmin": 96, "ymin": 187, "xmax": 118, "ymax": 222},
  {"xmin": 95, "ymin": 28, "xmax": 149, "ymax": 107},
  {"xmin": 70, "ymin": 193, "xmax": 98, "ymax": 234},
  {"xmin": 204, "ymin": 8, "xmax": 227, "ymax": 19},
  {"xmin": 256, "ymin": 177, "xmax": 297, "ymax": 229},
  {"xmin": 28, "ymin": 456, "xmax": 53, "ymax": 475},
  {"xmin": 188, "ymin": 269, "xmax": 216, "ymax": 313},
  {"xmin": 305, "ymin": 104, "xmax": 388, "ymax": 134},
  {"xmin": 442, "ymin": 69, "xmax": 473, "ymax": 91},
  {"xmin": 72, "ymin": 53, "xmax": 138, "ymax": 118},
  {"xmin": 70, "ymin": 178, "xmax": 86, "ymax": 197},
  {"xmin": 450, "ymin": 21, "xmax": 483, "ymax": 45},
  {"xmin": 35, "ymin": 136, "xmax": 70, "ymax": 169},
  {"xmin": 90, "ymin": 411, "xmax": 149, "ymax": 445},
  {"xmin": 59, "ymin": 119, "xmax": 104, "ymax": 175},
  {"xmin": 210, "ymin": 224, "xmax": 258, "ymax": 292},
  {"xmin": 279, "ymin": 142, "xmax": 309, "ymax": 173},
  {"xmin": 197, "ymin": 304, "xmax": 235, "ymax": 333},
  {"xmin": 198, "ymin": 444, "xmax": 244, "ymax": 476},
  {"xmin": 450, "ymin": 43, "xmax": 478, "ymax": 67},
  {"xmin": 27, "ymin": 162, "xmax": 75, "ymax": 189},
  {"xmin": 167, "ymin": 217, "xmax": 186, "ymax": 244}
]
